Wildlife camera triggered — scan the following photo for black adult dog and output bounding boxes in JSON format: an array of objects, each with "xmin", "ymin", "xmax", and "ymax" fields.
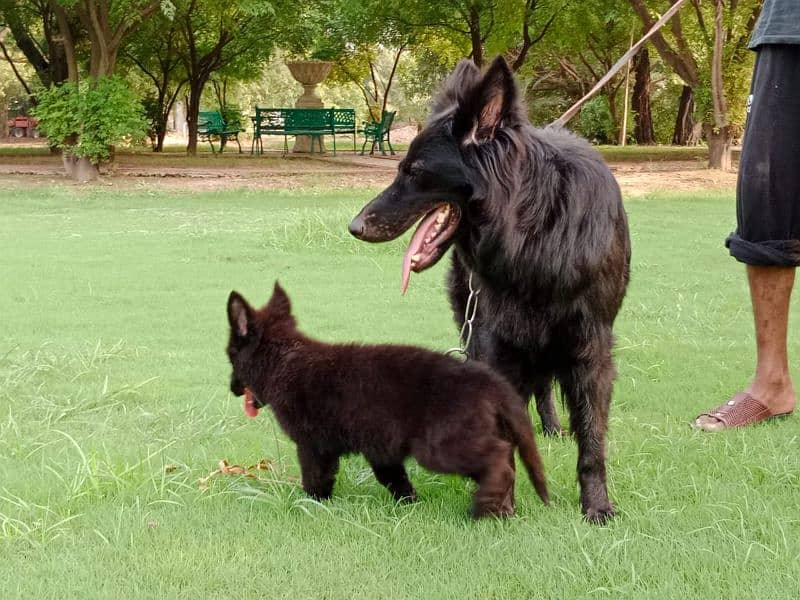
[{"xmin": 348, "ymin": 57, "xmax": 630, "ymax": 523}]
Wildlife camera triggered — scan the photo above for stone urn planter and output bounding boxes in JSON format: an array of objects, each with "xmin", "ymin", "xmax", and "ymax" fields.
[{"xmin": 286, "ymin": 60, "xmax": 333, "ymax": 153}]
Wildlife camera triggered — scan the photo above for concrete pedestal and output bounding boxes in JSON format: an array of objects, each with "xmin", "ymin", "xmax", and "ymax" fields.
[{"xmin": 286, "ymin": 61, "xmax": 333, "ymax": 154}]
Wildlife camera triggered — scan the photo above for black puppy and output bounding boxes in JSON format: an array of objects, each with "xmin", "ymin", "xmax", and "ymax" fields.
[
  {"xmin": 349, "ymin": 57, "xmax": 630, "ymax": 523},
  {"xmin": 226, "ymin": 283, "xmax": 549, "ymax": 518}
]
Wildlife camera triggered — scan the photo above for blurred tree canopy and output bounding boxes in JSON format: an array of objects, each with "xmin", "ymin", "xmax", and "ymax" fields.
[{"xmin": 0, "ymin": 0, "xmax": 763, "ymax": 168}]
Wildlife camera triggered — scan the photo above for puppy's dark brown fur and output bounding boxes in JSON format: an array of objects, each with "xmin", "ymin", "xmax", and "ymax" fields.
[{"xmin": 226, "ymin": 283, "xmax": 549, "ymax": 518}]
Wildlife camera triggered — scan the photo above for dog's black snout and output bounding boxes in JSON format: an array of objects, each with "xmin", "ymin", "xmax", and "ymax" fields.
[{"xmin": 348, "ymin": 215, "xmax": 365, "ymax": 238}]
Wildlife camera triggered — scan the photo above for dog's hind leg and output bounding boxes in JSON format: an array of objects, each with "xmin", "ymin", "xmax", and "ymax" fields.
[
  {"xmin": 471, "ymin": 441, "xmax": 516, "ymax": 519},
  {"xmin": 370, "ymin": 462, "xmax": 417, "ymax": 503},
  {"xmin": 478, "ymin": 336, "xmax": 563, "ymax": 435},
  {"xmin": 558, "ymin": 337, "xmax": 616, "ymax": 524},
  {"xmin": 297, "ymin": 445, "xmax": 340, "ymax": 501},
  {"xmin": 530, "ymin": 377, "xmax": 565, "ymax": 437}
]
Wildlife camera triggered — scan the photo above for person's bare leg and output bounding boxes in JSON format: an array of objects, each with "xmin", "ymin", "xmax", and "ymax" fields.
[{"xmin": 696, "ymin": 265, "xmax": 797, "ymax": 430}]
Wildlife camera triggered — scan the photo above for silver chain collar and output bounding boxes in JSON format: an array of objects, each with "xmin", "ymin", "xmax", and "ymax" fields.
[{"xmin": 445, "ymin": 271, "xmax": 481, "ymax": 360}]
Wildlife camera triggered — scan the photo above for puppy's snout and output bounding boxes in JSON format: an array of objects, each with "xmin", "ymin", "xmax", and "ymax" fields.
[
  {"xmin": 230, "ymin": 377, "xmax": 245, "ymax": 397},
  {"xmin": 348, "ymin": 214, "xmax": 365, "ymax": 238}
]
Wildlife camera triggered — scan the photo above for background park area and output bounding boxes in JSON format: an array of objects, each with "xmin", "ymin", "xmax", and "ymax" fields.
[{"xmin": 2, "ymin": 1, "xmax": 800, "ymax": 598}]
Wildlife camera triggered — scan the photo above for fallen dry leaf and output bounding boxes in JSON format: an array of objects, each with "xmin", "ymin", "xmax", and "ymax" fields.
[{"xmin": 198, "ymin": 458, "xmax": 276, "ymax": 490}]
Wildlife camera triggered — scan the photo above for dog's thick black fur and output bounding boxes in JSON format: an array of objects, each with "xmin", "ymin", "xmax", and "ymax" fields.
[
  {"xmin": 226, "ymin": 283, "xmax": 549, "ymax": 518},
  {"xmin": 349, "ymin": 57, "xmax": 630, "ymax": 523}
]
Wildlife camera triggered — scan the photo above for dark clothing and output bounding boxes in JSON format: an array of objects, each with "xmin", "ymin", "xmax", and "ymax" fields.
[
  {"xmin": 750, "ymin": 0, "xmax": 800, "ymax": 49},
  {"xmin": 727, "ymin": 44, "xmax": 800, "ymax": 266}
]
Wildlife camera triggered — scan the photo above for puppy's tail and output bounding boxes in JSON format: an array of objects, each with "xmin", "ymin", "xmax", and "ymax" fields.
[{"xmin": 500, "ymin": 393, "xmax": 550, "ymax": 506}]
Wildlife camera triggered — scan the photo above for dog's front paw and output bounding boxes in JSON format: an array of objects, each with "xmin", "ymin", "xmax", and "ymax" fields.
[
  {"xmin": 397, "ymin": 491, "xmax": 417, "ymax": 504},
  {"xmin": 583, "ymin": 503, "xmax": 616, "ymax": 525},
  {"xmin": 304, "ymin": 487, "xmax": 334, "ymax": 501},
  {"xmin": 542, "ymin": 425, "xmax": 567, "ymax": 437}
]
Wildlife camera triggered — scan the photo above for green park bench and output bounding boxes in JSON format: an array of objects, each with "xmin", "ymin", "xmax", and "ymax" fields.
[
  {"xmin": 250, "ymin": 107, "xmax": 357, "ymax": 155},
  {"xmin": 331, "ymin": 108, "xmax": 357, "ymax": 153},
  {"xmin": 197, "ymin": 110, "xmax": 244, "ymax": 154},
  {"xmin": 360, "ymin": 110, "xmax": 396, "ymax": 156}
]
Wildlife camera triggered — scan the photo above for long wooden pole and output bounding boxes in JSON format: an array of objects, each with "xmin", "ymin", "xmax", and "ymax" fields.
[
  {"xmin": 619, "ymin": 27, "xmax": 635, "ymax": 146},
  {"xmin": 553, "ymin": 0, "xmax": 690, "ymax": 127}
]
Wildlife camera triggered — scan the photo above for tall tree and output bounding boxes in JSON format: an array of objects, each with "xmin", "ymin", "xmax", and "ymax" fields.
[
  {"xmin": 48, "ymin": 0, "xmax": 166, "ymax": 82},
  {"xmin": 526, "ymin": 0, "xmax": 633, "ymax": 140},
  {"xmin": 384, "ymin": 0, "xmax": 561, "ymax": 70},
  {"xmin": 123, "ymin": 9, "xmax": 185, "ymax": 151},
  {"xmin": 631, "ymin": 45, "xmax": 654, "ymax": 144},
  {"xmin": 0, "ymin": 0, "xmax": 76, "ymax": 91},
  {"xmin": 628, "ymin": 0, "xmax": 700, "ymax": 144},
  {"xmin": 629, "ymin": 0, "xmax": 760, "ymax": 168},
  {"xmin": 174, "ymin": 0, "xmax": 290, "ymax": 155},
  {"xmin": 303, "ymin": 0, "xmax": 417, "ymax": 116}
]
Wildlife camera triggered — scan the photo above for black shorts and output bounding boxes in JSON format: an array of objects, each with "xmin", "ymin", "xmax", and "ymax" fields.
[{"xmin": 726, "ymin": 44, "xmax": 800, "ymax": 266}]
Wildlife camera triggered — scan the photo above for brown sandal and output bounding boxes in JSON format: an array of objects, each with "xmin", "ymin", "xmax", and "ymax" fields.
[{"xmin": 694, "ymin": 392, "xmax": 792, "ymax": 432}]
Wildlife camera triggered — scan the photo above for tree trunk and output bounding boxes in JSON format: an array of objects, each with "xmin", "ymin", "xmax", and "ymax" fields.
[
  {"xmin": 381, "ymin": 46, "xmax": 405, "ymax": 115},
  {"xmin": 89, "ymin": 45, "xmax": 118, "ymax": 80},
  {"xmin": 52, "ymin": 4, "xmax": 79, "ymax": 83},
  {"xmin": 632, "ymin": 47, "xmax": 655, "ymax": 144},
  {"xmin": 606, "ymin": 90, "xmax": 620, "ymax": 145},
  {"xmin": 468, "ymin": 6, "xmax": 483, "ymax": 68},
  {"xmin": 705, "ymin": 124, "xmax": 732, "ymax": 171},
  {"xmin": 186, "ymin": 80, "xmax": 204, "ymax": 155},
  {"xmin": 672, "ymin": 85, "xmax": 695, "ymax": 145},
  {"xmin": 62, "ymin": 153, "xmax": 100, "ymax": 181},
  {"xmin": 49, "ymin": 38, "xmax": 69, "ymax": 86},
  {"xmin": 708, "ymin": 0, "xmax": 730, "ymax": 171},
  {"xmin": 155, "ymin": 127, "xmax": 167, "ymax": 152}
]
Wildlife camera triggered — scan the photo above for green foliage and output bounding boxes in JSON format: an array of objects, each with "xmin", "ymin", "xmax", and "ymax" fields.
[
  {"xmin": 34, "ymin": 77, "xmax": 147, "ymax": 163},
  {"xmin": 0, "ymin": 59, "xmax": 33, "ymax": 119},
  {"xmin": 140, "ymin": 93, "xmax": 163, "ymax": 144},
  {"xmin": 226, "ymin": 54, "xmax": 300, "ymax": 112},
  {"xmin": 649, "ymin": 78, "xmax": 683, "ymax": 145},
  {"xmin": 396, "ymin": 43, "xmax": 463, "ymax": 123},
  {"xmin": 219, "ymin": 104, "xmax": 243, "ymax": 130},
  {"xmin": 630, "ymin": 0, "xmax": 759, "ymax": 139},
  {"xmin": 575, "ymin": 95, "xmax": 615, "ymax": 144}
]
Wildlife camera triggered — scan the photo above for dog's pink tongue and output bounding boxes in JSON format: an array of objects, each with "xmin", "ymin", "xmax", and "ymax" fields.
[
  {"xmin": 401, "ymin": 210, "xmax": 441, "ymax": 295},
  {"xmin": 244, "ymin": 388, "xmax": 259, "ymax": 418}
]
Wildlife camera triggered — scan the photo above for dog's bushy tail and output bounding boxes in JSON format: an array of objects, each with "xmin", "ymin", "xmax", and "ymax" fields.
[{"xmin": 499, "ymin": 393, "xmax": 550, "ymax": 506}]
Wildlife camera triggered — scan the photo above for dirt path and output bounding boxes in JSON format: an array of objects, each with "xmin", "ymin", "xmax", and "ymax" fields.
[{"xmin": 0, "ymin": 152, "xmax": 736, "ymax": 196}]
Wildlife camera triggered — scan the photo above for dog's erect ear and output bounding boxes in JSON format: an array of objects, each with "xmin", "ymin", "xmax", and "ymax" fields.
[
  {"xmin": 227, "ymin": 291, "xmax": 254, "ymax": 337},
  {"xmin": 431, "ymin": 59, "xmax": 482, "ymax": 116},
  {"xmin": 266, "ymin": 281, "xmax": 292, "ymax": 318},
  {"xmin": 454, "ymin": 56, "xmax": 517, "ymax": 144}
]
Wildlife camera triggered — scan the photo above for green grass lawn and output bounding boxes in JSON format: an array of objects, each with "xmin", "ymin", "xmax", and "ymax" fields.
[{"xmin": 1, "ymin": 183, "xmax": 799, "ymax": 599}]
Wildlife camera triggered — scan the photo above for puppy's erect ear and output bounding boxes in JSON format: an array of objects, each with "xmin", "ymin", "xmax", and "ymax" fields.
[
  {"xmin": 266, "ymin": 281, "xmax": 292, "ymax": 318},
  {"xmin": 454, "ymin": 56, "xmax": 518, "ymax": 144},
  {"xmin": 227, "ymin": 291, "xmax": 254, "ymax": 337},
  {"xmin": 431, "ymin": 59, "xmax": 482, "ymax": 116}
]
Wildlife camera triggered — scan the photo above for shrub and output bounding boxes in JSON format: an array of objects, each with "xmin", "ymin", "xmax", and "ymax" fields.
[
  {"xmin": 575, "ymin": 95, "xmax": 615, "ymax": 145},
  {"xmin": 219, "ymin": 104, "xmax": 243, "ymax": 130},
  {"xmin": 34, "ymin": 76, "xmax": 147, "ymax": 164}
]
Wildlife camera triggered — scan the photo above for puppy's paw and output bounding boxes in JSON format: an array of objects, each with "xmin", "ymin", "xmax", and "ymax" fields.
[{"xmin": 471, "ymin": 503, "xmax": 515, "ymax": 519}]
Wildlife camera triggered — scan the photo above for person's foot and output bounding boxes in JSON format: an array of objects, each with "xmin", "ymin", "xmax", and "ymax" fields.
[{"xmin": 695, "ymin": 380, "xmax": 795, "ymax": 431}]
